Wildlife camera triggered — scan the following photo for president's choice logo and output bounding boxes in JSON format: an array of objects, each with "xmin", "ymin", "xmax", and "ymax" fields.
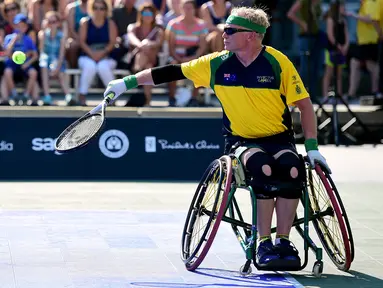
[
  {"xmin": 145, "ymin": 136, "xmax": 220, "ymax": 152},
  {"xmin": 99, "ymin": 129, "xmax": 129, "ymax": 158},
  {"xmin": 0, "ymin": 140, "xmax": 13, "ymax": 151}
]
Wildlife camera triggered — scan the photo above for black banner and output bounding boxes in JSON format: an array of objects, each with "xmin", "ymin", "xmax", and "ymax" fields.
[{"xmin": 0, "ymin": 117, "xmax": 224, "ymax": 181}]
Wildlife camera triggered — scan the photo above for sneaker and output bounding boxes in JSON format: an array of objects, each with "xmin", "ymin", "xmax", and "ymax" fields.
[
  {"xmin": 256, "ymin": 239, "xmax": 279, "ymax": 266},
  {"xmin": 168, "ymin": 98, "xmax": 176, "ymax": 107},
  {"xmin": 274, "ymin": 239, "xmax": 301, "ymax": 264},
  {"xmin": 42, "ymin": 95, "xmax": 52, "ymax": 106}
]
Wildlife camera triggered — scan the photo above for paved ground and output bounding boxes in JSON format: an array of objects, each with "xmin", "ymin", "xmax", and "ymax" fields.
[{"xmin": 0, "ymin": 145, "xmax": 382, "ymax": 288}]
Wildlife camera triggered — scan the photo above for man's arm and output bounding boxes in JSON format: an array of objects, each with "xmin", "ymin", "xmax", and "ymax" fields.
[
  {"xmin": 294, "ymin": 97, "xmax": 317, "ymax": 140},
  {"xmin": 135, "ymin": 64, "xmax": 186, "ymax": 86}
]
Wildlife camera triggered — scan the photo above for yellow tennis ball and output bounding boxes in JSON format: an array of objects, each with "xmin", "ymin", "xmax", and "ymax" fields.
[{"xmin": 12, "ymin": 51, "xmax": 26, "ymax": 65}]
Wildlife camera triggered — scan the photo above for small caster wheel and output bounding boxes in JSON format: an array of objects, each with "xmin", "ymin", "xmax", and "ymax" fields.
[
  {"xmin": 239, "ymin": 264, "xmax": 252, "ymax": 276},
  {"xmin": 312, "ymin": 261, "xmax": 323, "ymax": 278}
]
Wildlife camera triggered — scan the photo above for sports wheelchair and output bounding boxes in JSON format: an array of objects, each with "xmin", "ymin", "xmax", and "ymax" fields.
[{"xmin": 180, "ymin": 151, "xmax": 354, "ymax": 278}]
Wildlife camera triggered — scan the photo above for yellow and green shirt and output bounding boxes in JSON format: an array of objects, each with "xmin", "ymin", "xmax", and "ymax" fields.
[{"xmin": 181, "ymin": 46, "xmax": 309, "ymax": 139}]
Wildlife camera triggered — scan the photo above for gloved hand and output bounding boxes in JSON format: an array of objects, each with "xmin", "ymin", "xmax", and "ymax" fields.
[
  {"xmin": 103, "ymin": 75, "xmax": 138, "ymax": 102},
  {"xmin": 305, "ymin": 139, "xmax": 332, "ymax": 174}
]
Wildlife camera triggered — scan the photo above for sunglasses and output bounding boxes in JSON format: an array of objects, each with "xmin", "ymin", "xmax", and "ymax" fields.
[
  {"xmin": 223, "ymin": 27, "xmax": 252, "ymax": 35},
  {"xmin": 5, "ymin": 6, "xmax": 17, "ymax": 13},
  {"xmin": 48, "ymin": 19, "xmax": 58, "ymax": 24},
  {"xmin": 93, "ymin": 5, "xmax": 106, "ymax": 11},
  {"xmin": 141, "ymin": 10, "xmax": 153, "ymax": 17}
]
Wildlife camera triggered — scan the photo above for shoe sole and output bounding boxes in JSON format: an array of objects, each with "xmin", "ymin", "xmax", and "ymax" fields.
[{"xmin": 256, "ymin": 258, "xmax": 301, "ymax": 271}]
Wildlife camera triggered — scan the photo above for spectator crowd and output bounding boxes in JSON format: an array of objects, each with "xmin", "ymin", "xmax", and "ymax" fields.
[
  {"xmin": 0, "ymin": 0, "xmax": 237, "ymax": 107},
  {"xmin": 0, "ymin": 0, "xmax": 382, "ymax": 107}
]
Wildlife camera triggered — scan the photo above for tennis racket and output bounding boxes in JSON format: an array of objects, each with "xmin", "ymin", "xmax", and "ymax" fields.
[{"xmin": 54, "ymin": 92, "xmax": 115, "ymax": 154}]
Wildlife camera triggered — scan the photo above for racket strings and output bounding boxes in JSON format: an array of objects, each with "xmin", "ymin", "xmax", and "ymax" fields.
[{"xmin": 56, "ymin": 115, "xmax": 103, "ymax": 150}]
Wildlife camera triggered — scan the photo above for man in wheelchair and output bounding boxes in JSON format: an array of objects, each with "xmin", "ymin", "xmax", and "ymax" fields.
[{"xmin": 104, "ymin": 4, "xmax": 331, "ymax": 270}]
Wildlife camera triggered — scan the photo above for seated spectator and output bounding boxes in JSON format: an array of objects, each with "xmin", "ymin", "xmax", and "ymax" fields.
[
  {"xmin": 199, "ymin": 0, "xmax": 230, "ymax": 53},
  {"xmin": 29, "ymin": 0, "xmax": 59, "ymax": 32},
  {"xmin": 166, "ymin": 0, "xmax": 208, "ymax": 106},
  {"xmin": 65, "ymin": 0, "xmax": 88, "ymax": 68},
  {"xmin": 126, "ymin": 3, "xmax": 164, "ymax": 106},
  {"xmin": 2, "ymin": 13, "xmax": 38, "ymax": 106},
  {"xmin": 77, "ymin": 0, "xmax": 117, "ymax": 106},
  {"xmin": 0, "ymin": 0, "xmax": 37, "ymax": 46},
  {"xmin": 38, "ymin": 11, "xmax": 72, "ymax": 105}
]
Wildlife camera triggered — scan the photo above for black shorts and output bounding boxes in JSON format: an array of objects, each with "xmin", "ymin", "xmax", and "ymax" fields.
[
  {"xmin": 352, "ymin": 44, "xmax": 379, "ymax": 62},
  {"xmin": 224, "ymin": 131, "xmax": 297, "ymax": 156}
]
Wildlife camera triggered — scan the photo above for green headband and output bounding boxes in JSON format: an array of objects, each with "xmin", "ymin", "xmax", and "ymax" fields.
[{"xmin": 226, "ymin": 15, "xmax": 267, "ymax": 34}]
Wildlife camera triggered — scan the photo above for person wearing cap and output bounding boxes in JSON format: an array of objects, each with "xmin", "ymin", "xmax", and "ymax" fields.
[
  {"xmin": 103, "ymin": 6, "xmax": 330, "ymax": 269},
  {"xmin": 3, "ymin": 13, "xmax": 38, "ymax": 105}
]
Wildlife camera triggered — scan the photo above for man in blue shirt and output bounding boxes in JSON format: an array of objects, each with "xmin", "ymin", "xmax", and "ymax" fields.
[{"xmin": 3, "ymin": 13, "xmax": 38, "ymax": 105}]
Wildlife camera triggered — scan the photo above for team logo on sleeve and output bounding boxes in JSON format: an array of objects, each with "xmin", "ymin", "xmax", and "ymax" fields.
[{"xmin": 296, "ymin": 85, "xmax": 302, "ymax": 94}]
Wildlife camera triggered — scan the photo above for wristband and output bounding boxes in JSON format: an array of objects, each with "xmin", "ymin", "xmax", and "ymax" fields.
[
  {"xmin": 123, "ymin": 75, "xmax": 138, "ymax": 90},
  {"xmin": 304, "ymin": 138, "xmax": 318, "ymax": 152}
]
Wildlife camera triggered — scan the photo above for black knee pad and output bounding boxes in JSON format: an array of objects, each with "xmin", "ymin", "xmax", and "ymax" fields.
[
  {"xmin": 274, "ymin": 152, "xmax": 304, "ymax": 199},
  {"xmin": 274, "ymin": 152, "xmax": 303, "ymax": 181},
  {"xmin": 246, "ymin": 152, "xmax": 276, "ymax": 199}
]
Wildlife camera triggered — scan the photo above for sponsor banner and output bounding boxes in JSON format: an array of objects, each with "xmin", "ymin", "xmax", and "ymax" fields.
[{"xmin": 0, "ymin": 117, "xmax": 223, "ymax": 181}]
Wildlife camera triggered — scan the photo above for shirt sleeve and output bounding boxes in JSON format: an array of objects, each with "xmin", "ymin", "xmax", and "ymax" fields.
[
  {"xmin": 181, "ymin": 52, "xmax": 220, "ymax": 88},
  {"xmin": 366, "ymin": 0, "xmax": 380, "ymax": 21},
  {"xmin": 280, "ymin": 57, "xmax": 309, "ymax": 106},
  {"xmin": 3, "ymin": 34, "xmax": 13, "ymax": 49}
]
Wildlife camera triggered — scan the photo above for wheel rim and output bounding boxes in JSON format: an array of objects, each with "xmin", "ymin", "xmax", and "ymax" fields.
[
  {"xmin": 307, "ymin": 163, "xmax": 352, "ymax": 271},
  {"xmin": 181, "ymin": 156, "xmax": 232, "ymax": 270}
]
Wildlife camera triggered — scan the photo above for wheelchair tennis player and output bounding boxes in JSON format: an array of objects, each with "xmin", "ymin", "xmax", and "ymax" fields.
[{"xmin": 104, "ymin": 5, "xmax": 331, "ymax": 270}]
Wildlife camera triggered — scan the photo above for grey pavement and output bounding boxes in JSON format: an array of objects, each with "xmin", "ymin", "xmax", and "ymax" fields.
[{"xmin": 0, "ymin": 145, "xmax": 382, "ymax": 287}]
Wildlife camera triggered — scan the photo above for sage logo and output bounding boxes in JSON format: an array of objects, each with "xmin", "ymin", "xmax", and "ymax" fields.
[
  {"xmin": 0, "ymin": 141, "xmax": 13, "ymax": 151},
  {"xmin": 32, "ymin": 138, "xmax": 61, "ymax": 155},
  {"xmin": 99, "ymin": 129, "xmax": 129, "ymax": 158}
]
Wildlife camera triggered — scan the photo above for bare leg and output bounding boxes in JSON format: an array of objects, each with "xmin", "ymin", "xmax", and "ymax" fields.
[
  {"xmin": 26, "ymin": 69, "xmax": 38, "ymax": 99},
  {"xmin": 58, "ymin": 72, "xmax": 70, "ymax": 95},
  {"xmin": 347, "ymin": 58, "xmax": 360, "ymax": 97},
  {"xmin": 273, "ymin": 150, "xmax": 300, "ymax": 237},
  {"xmin": 322, "ymin": 65, "xmax": 333, "ymax": 100},
  {"xmin": 241, "ymin": 148, "xmax": 275, "ymax": 239},
  {"xmin": 366, "ymin": 60, "xmax": 379, "ymax": 94},
  {"xmin": 41, "ymin": 67, "xmax": 50, "ymax": 96},
  {"xmin": 336, "ymin": 66, "xmax": 343, "ymax": 97}
]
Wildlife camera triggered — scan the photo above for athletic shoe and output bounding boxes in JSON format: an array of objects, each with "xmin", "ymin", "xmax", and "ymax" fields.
[
  {"xmin": 256, "ymin": 239, "xmax": 280, "ymax": 265},
  {"xmin": 274, "ymin": 239, "xmax": 301, "ymax": 264}
]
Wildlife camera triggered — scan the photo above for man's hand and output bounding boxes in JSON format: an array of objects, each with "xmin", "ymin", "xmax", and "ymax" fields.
[
  {"xmin": 305, "ymin": 139, "xmax": 332, "ymax": 174},
  {"xmin": 104, "ymin": 79, "xmax": 127, "ymax": 100}
]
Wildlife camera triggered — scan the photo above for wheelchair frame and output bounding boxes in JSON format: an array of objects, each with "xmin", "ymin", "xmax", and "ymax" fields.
[{"xmin": 181, "ymin": 153, "xmax": 354, "ymax": 278}]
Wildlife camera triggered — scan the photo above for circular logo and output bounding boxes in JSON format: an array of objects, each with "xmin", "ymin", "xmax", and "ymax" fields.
[{"xmin": 99, "ymin": 129, "xmax": 129, "ymax": 158}]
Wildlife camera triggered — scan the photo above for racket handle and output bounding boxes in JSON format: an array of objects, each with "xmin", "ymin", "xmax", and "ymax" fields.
[{"xmin": 104, "ymin": 92, "xmax": 115, "ymax": 104}]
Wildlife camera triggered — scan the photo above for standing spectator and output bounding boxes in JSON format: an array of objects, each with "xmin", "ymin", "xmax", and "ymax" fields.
[
  {"xmin": 127, "ymin": 3, "xmax": 164, "ymax": 106},
  {"xmin": 65, "ymin": 0, "xmax": 88, "ymax": 68},
  {"xmin": 77, "ymin": 0, "xmax": 117, "ymax": 106},
  {"xmin": 199, "ymin": 0, "xmax": 231, "ymax": 53},
  {"xmin": 2, "ymin": 13, "xmax": 38, "ymax": 105},
  {"xmin": 38, "ymin": 11, "xmax": 72, "ymax": 105},
  {"xmin": 29, "ymin": 0, "xmax": 59, "ymax": 32},
  {"xmin": 345, "ymin": 0, "xmax": 381, "ymax": 101},
  {"xmin": 287, "ymin": 0, "xmax": 324, "ymax": 102},
  {"xmin": 166, "ymin": 0, "xmax": 208, "ymax": 106},
  {"xmin": 322, "ymin": 0, "xmax": 349, "ymax": 102}
]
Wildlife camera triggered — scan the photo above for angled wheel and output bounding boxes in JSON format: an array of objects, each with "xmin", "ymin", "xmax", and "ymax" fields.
[
  {"xmin": 306, "ymin": 161, "xmax": 354, "ymax": 272},
  {"xmin": 181, "ymin": 155, "xmax": 232, "ymax": 271}
]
